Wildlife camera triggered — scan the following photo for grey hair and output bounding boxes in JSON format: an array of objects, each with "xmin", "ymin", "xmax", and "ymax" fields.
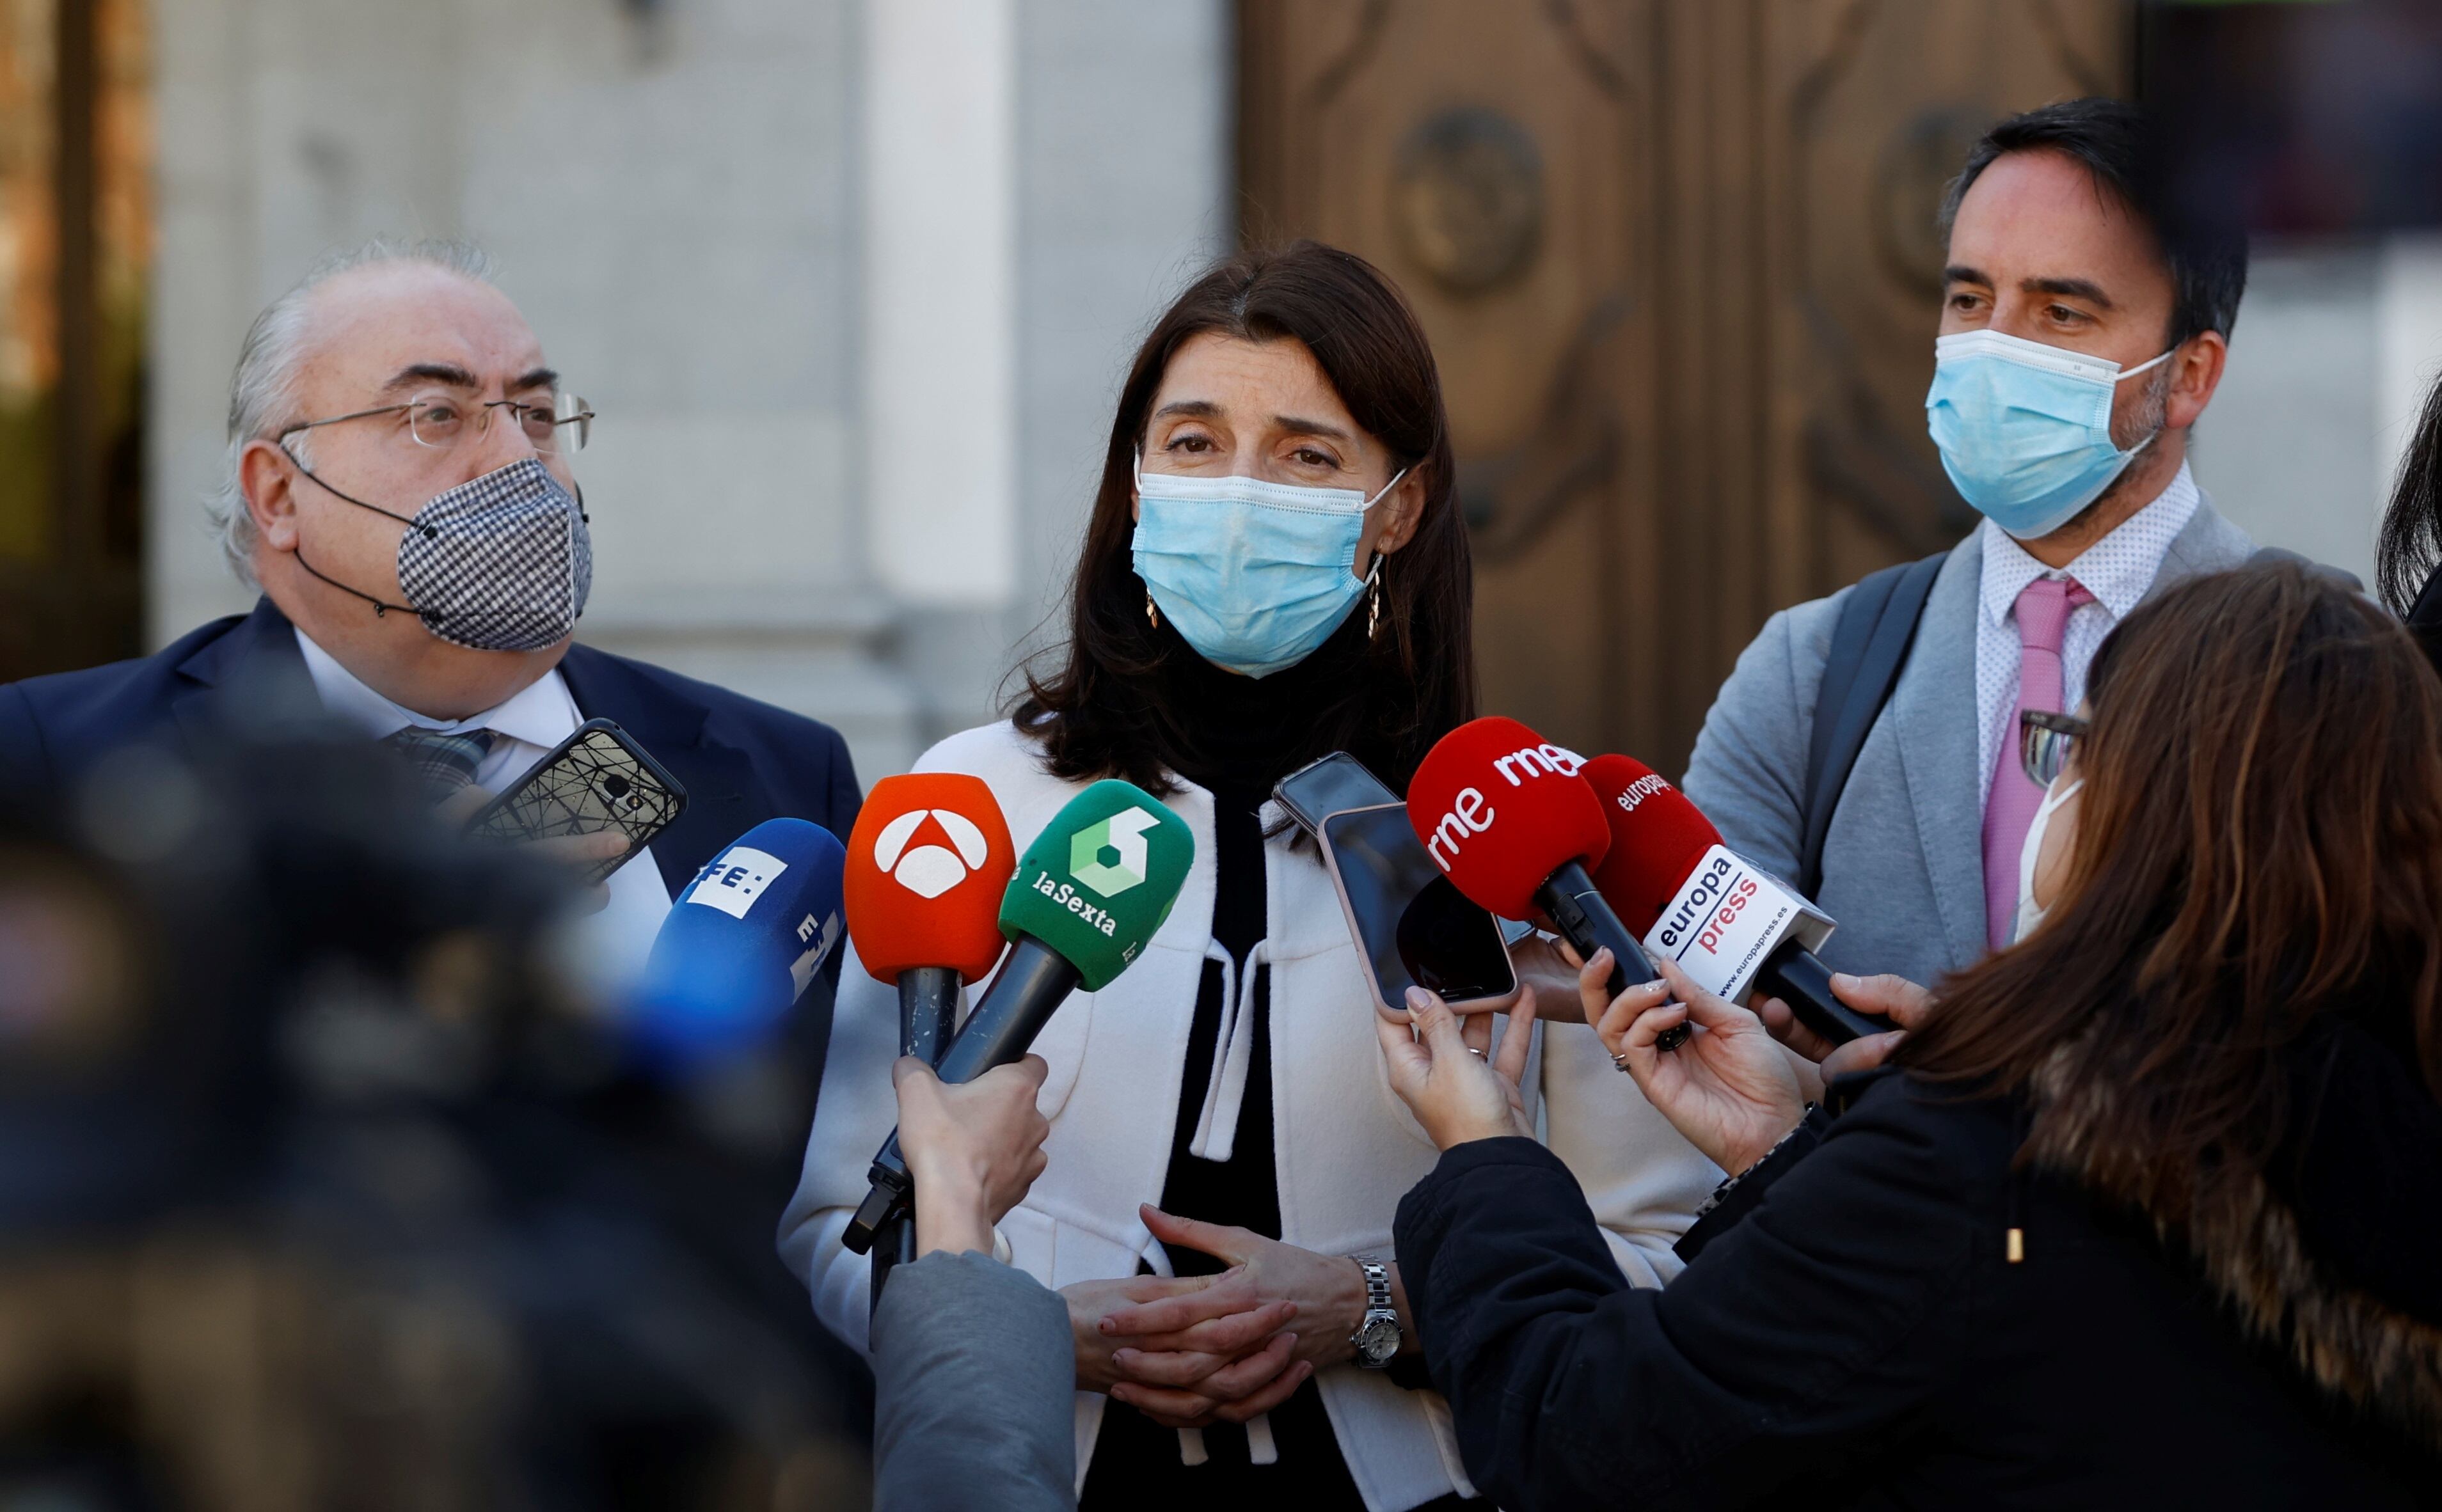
[{"xmin": 205, "ymin": 237, "xmax": 498, "ymax": 584}]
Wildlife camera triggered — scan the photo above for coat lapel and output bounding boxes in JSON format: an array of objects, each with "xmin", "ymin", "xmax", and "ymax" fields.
[
  {"xmin": 555, "ymin": 645, "xmax": 768, "ymax": 897},
  {"xmin": 170, "ymin": 597, "xmax": 315, "ymax": 752},
  {"xmin": 1889, "ymin": 533, "xmax": 1992, "ymax": 973},
  {"xmin": 2148, "ymin": 489, "xmax": 2255, "ymax": 599}
]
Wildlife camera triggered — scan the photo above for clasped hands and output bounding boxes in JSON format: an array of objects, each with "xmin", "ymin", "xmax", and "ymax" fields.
[
  {"xmin": 1063, "ymin": 1205, "xmax": 1393, "ymax": 1429},
  {"xmin": 889, "ymin": 1050, "xmax": 1404, "ymax": 1430}
]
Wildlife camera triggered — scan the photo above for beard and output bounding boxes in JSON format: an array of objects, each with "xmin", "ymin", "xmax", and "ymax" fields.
[
  {"xmin": 2109, "ymin": 359, "xmax": 2173, "ymax": 452},
  {"xmin": 2047, "ymin": 360, "xmax": 2175, "ymax": 539}
]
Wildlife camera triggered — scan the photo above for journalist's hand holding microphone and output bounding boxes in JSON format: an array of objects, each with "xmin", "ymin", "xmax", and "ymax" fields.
[
  {"xmin": 1754, "ymin": 972, "xmax": 1933, "ymax": 1078},
  {"xmin": 890, "ymin": 1054, "xmax": 1051, "ymax": 1259},
  {"xmin": 1583, "ymin": 952, "xmax": 1807, "ymax": 1175}
]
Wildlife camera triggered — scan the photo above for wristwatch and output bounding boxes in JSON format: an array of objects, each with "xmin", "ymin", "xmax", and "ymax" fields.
[{"xmin": 1350, "ymin": 1259, "xmax": 1400, "ymax": 1369}]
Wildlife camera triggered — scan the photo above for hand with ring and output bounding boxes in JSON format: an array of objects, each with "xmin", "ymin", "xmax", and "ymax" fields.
[{"xmin": 1373, "ymin": 984, "xmax": 1539, "ymax": 1150}]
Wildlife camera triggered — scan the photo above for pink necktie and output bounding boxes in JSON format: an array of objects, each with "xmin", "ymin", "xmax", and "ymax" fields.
[{"xmin": 1983, "ymin": 576, "xmax": 2092, "ymax": 948}]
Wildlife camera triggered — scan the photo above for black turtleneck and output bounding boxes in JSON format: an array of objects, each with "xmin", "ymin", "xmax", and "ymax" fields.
[{"xmin": 1078, "ymin": 618, "xmax": 1473, "ymax": 1512}]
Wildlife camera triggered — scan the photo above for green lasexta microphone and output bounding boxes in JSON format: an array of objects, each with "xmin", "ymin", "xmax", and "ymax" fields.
[{"xmin": 843, "ymin": 780, "xmax": 1193, "ymax": 1254}]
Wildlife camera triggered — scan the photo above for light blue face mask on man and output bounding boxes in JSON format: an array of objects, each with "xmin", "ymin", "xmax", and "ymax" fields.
[
  {"xmin": 1925, "ymin": 328, "xmax": 2173, "ymax": 540},
  {"xmin": 1130, "ymin": 461, "xmax": 1406, "ymax": 679}
]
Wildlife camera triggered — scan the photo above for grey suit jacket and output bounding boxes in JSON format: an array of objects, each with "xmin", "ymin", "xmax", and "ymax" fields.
[
  {"xmin": 1681, "ymin": 498, "xmax": 2254, "ymax": 989},
  {"xmin": 871, "ymin": 1250, "xmax": 1075, "ymax": 1512}
]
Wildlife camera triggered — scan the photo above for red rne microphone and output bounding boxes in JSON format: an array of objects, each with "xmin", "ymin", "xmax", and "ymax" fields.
[
  {"xmin": 844, "ymin": 773, "xmax": 1015, "ymax": 1065},
  {"xmin": 1407, "ymin": 718, "xmax": 1668, "ymax": 1039},
  {"xmin": 1583, "ymin": 755, "xmax": 1889, "ymax": 1046}
]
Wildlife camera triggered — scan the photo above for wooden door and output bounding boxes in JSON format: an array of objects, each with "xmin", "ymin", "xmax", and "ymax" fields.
[
  {"xmin": 0, "ymin": 0, "xmax": 150, "ymax": 684},
  {"xmin": 1240, "ymin": 0, "xmax": 2128, "ymax": 774}
]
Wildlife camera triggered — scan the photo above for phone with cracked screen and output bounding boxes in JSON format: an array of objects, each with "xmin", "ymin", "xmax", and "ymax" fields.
[
  {"xmin": 1273, "ymin": 753, "xmax": 1517, "ymax": 1018},
  {"xmin": 464, "ymin": 718, "xmax": 687, "ymax": 885}
]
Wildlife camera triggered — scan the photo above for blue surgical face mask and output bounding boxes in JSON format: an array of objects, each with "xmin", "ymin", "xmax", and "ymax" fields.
[
  {"xmin": 1130, "ymin": 460, "xmax": 1406, "ymax": 679},
  {"xmin": 1925, "ymin": 329, "xmax": 2173, "ymax": 540}
]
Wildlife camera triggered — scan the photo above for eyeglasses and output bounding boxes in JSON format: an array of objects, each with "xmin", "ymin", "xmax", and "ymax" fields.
[
  {"xmin": 280, "ymin": 390, "xmax": 595, "ymax": 455},
  {"xmin": 2018, "ymin": 709, "xmax": 2089, "ymax": 789}
]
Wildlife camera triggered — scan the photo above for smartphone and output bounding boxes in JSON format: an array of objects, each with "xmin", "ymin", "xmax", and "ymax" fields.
[
  {"xmin": 1319, "ymin": 803, "xmax": 1518, "ymax": 1016},
  {"xmin": 1273, "ymin": 751, "xmax": 1401, "ymax": 838},
  {"xmin": 464, "ymin": 718, "xmax": 688, "ymax": 885}
]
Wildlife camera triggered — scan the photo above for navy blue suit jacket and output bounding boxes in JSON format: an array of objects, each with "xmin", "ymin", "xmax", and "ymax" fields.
[{"xmin": 0, "ymin": 597, "xmax": 863, "ymax": 898}]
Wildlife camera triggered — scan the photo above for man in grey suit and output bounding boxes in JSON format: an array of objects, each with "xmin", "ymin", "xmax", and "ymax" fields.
[{"xmin": 1685, "ymin": 99, "xmax": 2253, "ymax": 992}]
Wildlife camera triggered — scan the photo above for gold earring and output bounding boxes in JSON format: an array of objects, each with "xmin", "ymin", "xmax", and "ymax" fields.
[
  {"xmin": 1365, "ymin": 558, "xmax": 1384, "ymax": 641},
  {"xmin": 1145, "ymin": 588, "xmax": 1161, "ymax": 629}
]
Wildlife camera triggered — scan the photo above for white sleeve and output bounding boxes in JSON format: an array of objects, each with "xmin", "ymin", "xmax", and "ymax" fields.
[
  {"xmin": 777, "ymin": 945, "xmax": 911, "ymax": 1355},
  {"xmin": 1535, "ymin": 1018, "xmax": 1724, "ymax": 1288}
]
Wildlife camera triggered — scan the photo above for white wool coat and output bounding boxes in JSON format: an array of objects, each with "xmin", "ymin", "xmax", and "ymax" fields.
[{"xmin": 779, "ymin": 720, "xmax": 1720, "ymax": 1511}]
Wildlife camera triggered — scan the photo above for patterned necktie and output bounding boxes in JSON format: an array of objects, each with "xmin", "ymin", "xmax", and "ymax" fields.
[
  {"xmin": 1983, "ymin": 576, "xmax": 2092, "ymax": 948},
  {"xmin": 385, "ymin": 726, "xmax": 498, "ymax": 803}
]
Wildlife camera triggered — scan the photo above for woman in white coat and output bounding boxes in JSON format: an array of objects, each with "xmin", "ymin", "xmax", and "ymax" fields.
[{"xmin": 781, "ymin": 241, "xmax": 1717, "ymax": 1511}]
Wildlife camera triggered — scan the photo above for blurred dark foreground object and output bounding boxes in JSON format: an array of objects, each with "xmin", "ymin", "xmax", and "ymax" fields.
[{"xmin": 0, "ymin": 725, "xmax": 867, "ymax": 1511}]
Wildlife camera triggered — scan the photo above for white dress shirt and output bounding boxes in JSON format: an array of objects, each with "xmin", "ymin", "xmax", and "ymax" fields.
[
  {"xmin": 1973, "ymin": 461, "xmax": 2200, "ymax": 813},
  {"xmin": 294, "ymin": 627, "xmax": 673, "ymax": 996}
]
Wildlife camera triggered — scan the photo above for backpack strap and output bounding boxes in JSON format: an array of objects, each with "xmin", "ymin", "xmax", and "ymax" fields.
[{"xmin": 1799, "ymin": 549, "xmax": 1948, "ymax": 899}]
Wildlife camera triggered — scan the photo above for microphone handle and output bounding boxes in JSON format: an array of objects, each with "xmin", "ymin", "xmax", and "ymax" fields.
[
  {"xmin": 898, "ymin": 965, "xmax": 962, "ymax": 1062},
  {"xmin": 844, "ymin": 936, "xmax": 1082, "ymax": 1255},
  {"xmin": 1534, "ymin": 862, "xmax": 1689, "ymax": 1051},
  {"xmin": 1755, "ymin": 943, "xmax": 1894, "ymax": 1048},
  {"xmin": 874, "ymin": 965, "xmax": 967, "ymax": 1318},
  {"xmin": 932, "ymin": 938, "xmax": 1082, "ymax": 1082}
]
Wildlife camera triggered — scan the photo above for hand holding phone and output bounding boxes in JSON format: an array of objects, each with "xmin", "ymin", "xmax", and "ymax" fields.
[
  {"xmin": 463, "ymin": 719, "xmax": 688, "ymax": 886},
  {"xmin": 1320, "ymin": 804, "xmax": 1518, "ymax": 1018}
]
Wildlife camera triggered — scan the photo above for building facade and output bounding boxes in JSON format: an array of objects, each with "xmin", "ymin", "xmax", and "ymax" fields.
[
  {"xmin": 113, "ymin": 0, "xmax": 2442, "ymax": 783},
  {"xmin": 147, "ymin": 0, "xmax": 1230, "ymax": 782}
]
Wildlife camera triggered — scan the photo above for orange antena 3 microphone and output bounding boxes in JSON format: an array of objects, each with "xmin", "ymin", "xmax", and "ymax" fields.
[
  {"xmin": 1406, "ymin": 716, "xmax": 1681, "ymax": 1048},
  {"xmin": 846, "ymin": 773, "xmax": 1016, "ymax": 1066},
  {"xmin": 844, "ymin": 772, "xmax": 1017, "ymax": 1308},
  {"xmin": 1585, "ymin": 754, "xmax": 1889, "ymax": 1047},
  {"xmin": 843, "ymin": 779, "xmax": 1193, "ymax": 1257}
]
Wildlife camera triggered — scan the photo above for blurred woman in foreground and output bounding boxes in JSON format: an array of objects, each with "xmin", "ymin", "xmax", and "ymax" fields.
[{"xmin": 1380, "ymin": 562, "xmax": 2442, "ymax": 1509}]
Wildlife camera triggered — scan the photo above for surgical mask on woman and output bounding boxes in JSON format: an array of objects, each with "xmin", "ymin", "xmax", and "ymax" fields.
[
  {"xmin": 2013, "ymin": 775, "xmax": 2083, "ymax": 943},
  {"xmin": 1925, "ymin": 329, "xmax": 2172, "ymax": 540},
  {"xmin": 1129, "ymin": 459, "xmax": 1406, "ymax": 678}
]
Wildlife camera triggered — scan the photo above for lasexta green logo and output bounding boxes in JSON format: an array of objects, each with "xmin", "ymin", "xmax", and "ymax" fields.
[{"xmin": 1069, "ymin": 806, "xmax": 1157, "ymax": 897}]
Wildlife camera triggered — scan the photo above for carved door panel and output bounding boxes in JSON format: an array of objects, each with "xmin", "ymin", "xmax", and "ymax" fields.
[{"xmin": 1240, "ymin": 0, "xmax": 2127, "ymax": 774}]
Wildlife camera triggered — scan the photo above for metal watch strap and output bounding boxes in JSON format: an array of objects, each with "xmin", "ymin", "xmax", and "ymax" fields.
[{"xmin": 1352, "ymin": 1259, "xmax": 1398, "ymax": 1369}]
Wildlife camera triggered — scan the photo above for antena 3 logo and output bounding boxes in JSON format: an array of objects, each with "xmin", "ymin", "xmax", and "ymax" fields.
[
  {"xmin": 1068, "ymin": 807, "xmax": 1156, "ymax": 897},
  {"xmin": 871, "ymin": 807, "xmax": 994, "ymax": 900},
  {"xmin": 1424, "ymin": 742, "xmax": 1587, "ymax": 871}
]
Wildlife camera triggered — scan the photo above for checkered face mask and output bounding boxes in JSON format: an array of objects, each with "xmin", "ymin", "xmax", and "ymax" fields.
[
  {"xmin": 395, "ymin": 459, "xmax": 593, "ymax": 650},
  {"xmin": 289, "ymin": 455, "xmax": 593, "ymax": 652}
]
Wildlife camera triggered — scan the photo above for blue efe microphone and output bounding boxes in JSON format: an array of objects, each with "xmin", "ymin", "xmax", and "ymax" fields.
[{"xmin": 631, "ymin": 818, "xmax": 848, "ymax": 1067}]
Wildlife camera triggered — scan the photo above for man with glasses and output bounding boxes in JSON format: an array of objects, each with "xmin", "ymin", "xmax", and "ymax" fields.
[
  {"xmin": 0, "ymin": 239, "xmax": 861, "ymax": 989},
  {"xmin": 0, "ymin": 236, "xmax": 873, "ymax": 1501}
]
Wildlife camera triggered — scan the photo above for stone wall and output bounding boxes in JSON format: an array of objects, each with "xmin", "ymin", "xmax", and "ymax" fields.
[{"xmin": 147, "ymin": 0, "xmax": 1229, "ymax": 784}]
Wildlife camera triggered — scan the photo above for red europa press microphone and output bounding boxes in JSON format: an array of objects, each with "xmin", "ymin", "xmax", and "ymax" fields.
[
  {"xmin": 1406, "ymin": 716, "xmax": 1678, "ymax": 1046},
  {"xmin": 1583, "ymin": 754, "xmax": 1891, "ymax": 1046},
  {"xmin": 844, "ymin": 773, "xmax": 1016, "ymax": 1066}
]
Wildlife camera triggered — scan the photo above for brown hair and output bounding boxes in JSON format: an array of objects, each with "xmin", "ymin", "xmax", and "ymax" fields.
[
  {"xmin": 1012, "ymin": 241, "xmax": 1473, "ymax": 795},
  {"xmin": 1901, "ymin": 562, "xmax": 2442, "ymax": 1190}
]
